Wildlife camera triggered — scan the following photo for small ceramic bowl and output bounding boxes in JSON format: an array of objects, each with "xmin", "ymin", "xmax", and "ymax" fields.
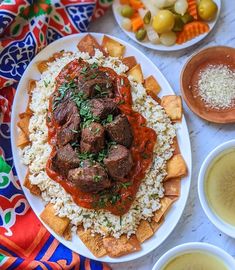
[
  {"xmin": 152, "ymin": 242, "xmax": 235, "ymax": 270},
  {"xmin": 198, "ymin": 140, "xmax": 235, "ymax": 238},
  {"xmin": 180, "ymin": 46, "xmax": 235, "ymax": 123}
]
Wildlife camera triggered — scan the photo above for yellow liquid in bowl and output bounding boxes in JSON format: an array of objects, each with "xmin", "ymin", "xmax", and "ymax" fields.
[
  {"xmin": 162, "ymin": 252, "xmax": 228, "ymax": 270},
  {"xmin": 205, "ymin": 149, "xmax": 235, "ymax": 226}
]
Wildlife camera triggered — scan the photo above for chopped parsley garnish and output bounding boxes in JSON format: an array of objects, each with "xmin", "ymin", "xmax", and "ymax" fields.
[
  {"xmin": 94, "ymin": 84, "xmax": 102, "ymax": 92},
  {"xmin": 46, "ymin": 116, "xmax": 51, "ymax": 123},
  {"xmin": 106, "ymin": 114, "xmax": 113, "ymax": 123},
  {"xmin": 90, "ymin": 73, "xmax": 98, "ymax": 79},
  {"xmin": 78, "ymin": 147, "xmax": 109, "ymax": 164},
  {"xmin": 95, "ymin": 196, "xmax": 108, "ymax": 208},
  {"xmin": 71, "ymin": 141, "xmax": 79, "ymax": 147},
  {"xmin": 97, "ymin": 148, "xmax": 108, "ymax": 163},
  {"xmin": 110, "ymin": 193, "xmax": 121, "ymax": 205},
  {"xmin": 78, "ymin": 152, "xmax": 95, "ymax": 161},
  {"xmin": 79, "ymin": 101, "xmax": 100, "ymax": 128},
  {"xmin": 52, "ymin": 80, "xmax": 77, "ymax": 110},
  {"xmin": 101, "ymin": 91, "xmax": 109, "ymax": 97},
  {"xmin": 44, "ymin": 80, "xmax": 50, "ymax": 87},
  {"xmin": 120, "ymin": 182, "xmax": 132, "ymax": 189},
  {"xmin": 102, "ymin": 114, "xmax": 113, "ymax": 125},
  {"xmin": 141, "ymin": 152, "xmax": 150, "ymax": 159},
  {"xmin": 150, "ymin": 194, "xmax": 159, "ymax": 199},
  {"xmin": 117, "ymin": 99, "xmax": 125, "ymax": 105},
  {"xmin": 92, "ymin": 127, "xmax": 100, "ymax": 135},
  {"xmin": 70, "ymin": 129, "xmax": 79, "ymax": 133},
  {"xmin": 93, "ymin": 84, "xmax": 109, "ymax": 98},
  {"xmin": 108, "ymin": 141, "xmax": 117, "ymax": 147},
  {"xmin": 58, "ymin": 81, "xmax": 75, "ymax": 98},
  {"xmin": 71, "ymin": 91, "xmax": 86, "ymax": 108},
  {"xmin": 93, "ymin": 175, "xmax": 102, "ymax": 182},
  {"xmin": 127, "ymin": 195, "xmax": 133, "ymax": 201},
  {"xmin": 91, "ymin": 63, "xmax": 98, "ymax": 69},
  {"xmin": 93, "ymin": 192, "xmax": 121, "ymax": 209},
  {"xmin": 80, "ymin": 66, "xmax": 88, "ymax": 75},
  {"xmin": 104, "ymin": 216, "xmax": 113, "ymax": 228}
]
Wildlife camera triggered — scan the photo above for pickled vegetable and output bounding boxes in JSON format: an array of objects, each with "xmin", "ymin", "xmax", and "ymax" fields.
[
  {"xmin": 146, "ymin": 24, "xmax": 160, "ymax": 43},
  {"xmin": 121, "ymin": 5, "xmax": 134, "ymax": 18},
  {"xmin": 176, "ymin": 21, "xmax": 209, "ymax": 44},
  {"xmin": 173, "ymin": 15, "xmax": 184, "ymax": 32},
  {"xmin": 155, "ymin": 0, "xmax": 177, "ymax": 9},
  {"xmin": 141, "ymin": 0, "xmax": 159, "ymax": 16},
  {"xmin": 174, "ymin": 0, "xmax": 188, "ymax": 15},
  {"xmin": 181, "ymin": 13, "xmax": 194, "ymax": 24},
  {"xmin": 122, "ymin": 18, "xmax": 132, "ymax": 31},
  {"xmin": 152, "ymin": 10, "xmax": 175, "ymax": 34},
  {"xmin": 131, "ymin": 14, "xmax": 144, "ymax": 31},
  {"xmin": 187, "ymin": 0, "xmax": 198, "ymax": 20},
  {"xmin": 160, "ymin": 31, "xmax": 177, "ymax": 46},
  {"xmin": 135, "ymin": 28, "xmax": 147, "ymax": 41},
  {"xmin": 198, "ymin": 0, "xmax": 218, "ymax": 21},
  {"xmin": 143, "ymin": 11, "xmax": 151, "ymax": 24}
]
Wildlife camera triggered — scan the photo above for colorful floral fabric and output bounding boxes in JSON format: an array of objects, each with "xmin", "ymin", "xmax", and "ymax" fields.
[{"xmin": 0, "ymin": 0, "xmax": 112, "ymax": 269}]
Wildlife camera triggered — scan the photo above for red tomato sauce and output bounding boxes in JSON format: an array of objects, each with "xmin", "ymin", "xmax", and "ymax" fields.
[{"xmin": 46, "ymin": 59, "xmax": 157, "ymax": 216}]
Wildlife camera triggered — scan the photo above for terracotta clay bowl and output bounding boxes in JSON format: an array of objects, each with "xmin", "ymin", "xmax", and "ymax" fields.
[{"xmin": 180, "ymin": 46, "xmax": 235, "ymax": 124}]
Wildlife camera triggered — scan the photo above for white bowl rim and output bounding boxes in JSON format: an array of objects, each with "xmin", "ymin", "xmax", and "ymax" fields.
[
  {"xmin": 152, "ymin": 242, "xmax": 235, "ymax": 270},
  {"xmin": 198, "ymin": 139, "xmax": 235, "ymax": 238}
]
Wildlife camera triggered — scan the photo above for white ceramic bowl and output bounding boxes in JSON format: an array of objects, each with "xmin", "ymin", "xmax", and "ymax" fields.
[
  {"xmin": 198, "ymin": 140, "xmax": 235, "ymax": 238},
  {"xmin": 152, "ymin": 242, "xmax": 235, "ymax": 270},
  {"xmin": 113, "ymin": 0, "xmax": 221, "ymax": 52}
]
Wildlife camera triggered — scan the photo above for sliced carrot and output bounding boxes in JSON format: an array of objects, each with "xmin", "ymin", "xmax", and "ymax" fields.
[
  {"xmin": 131, "ymin": 14, "xmax": 144, "ymax": 32},
  {"xmin": 129, "ymin": 0, "xmax": 144, "ymax": 10},
  {"xmin": 120, "ymin": 0, "xmax": 129, "ymax": 4},
  {"xmin": 176, "ymin": 21, "xmax": 209, "ymax": 44},
  {"xmin": 187, "ymin": 0, "xmax": 198, "ymax": 20}
]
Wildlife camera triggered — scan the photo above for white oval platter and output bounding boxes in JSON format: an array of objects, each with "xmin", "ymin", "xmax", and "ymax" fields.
[{"xmin": 11, "ymin": 33, "xmax": 192, "ymax": 263}]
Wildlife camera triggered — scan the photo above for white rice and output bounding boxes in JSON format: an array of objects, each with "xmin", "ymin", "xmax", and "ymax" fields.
[{"xmin": 20, "ymin": 49, "xmax": 176, "ymax": 238}]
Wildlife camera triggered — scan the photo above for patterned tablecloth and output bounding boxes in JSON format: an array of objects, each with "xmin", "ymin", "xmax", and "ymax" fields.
[{"xmin": 0, "ymin": 1, "xmax": 112, "ymax": 269}]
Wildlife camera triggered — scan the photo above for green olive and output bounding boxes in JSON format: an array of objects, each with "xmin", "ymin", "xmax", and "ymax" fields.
[
  {"xmin": 173, "ymin": 15, "xmax": 184, "ymax": 32},
  {"xmin": 121, "ymin": 5, "xmax": 134, "ymax": 18},
  {"xmin": 143, "ymin": 11, "xmax": 151, "ymax": 24},
  {"xmin": 181, "ymin": 13, "xmax": 193, "ymax": 24},
  {"xmin": 135, "ymin": 28, "xmax": 147, "ymax": 41}
]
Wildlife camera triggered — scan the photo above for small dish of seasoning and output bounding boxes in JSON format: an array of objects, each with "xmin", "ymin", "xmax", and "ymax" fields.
[
  {"xmin": 180, "ymin": 46, "xmax": 235, "ymax": 123},
  {"xmin": 198, "ymin": 139, "xmax": 235, "ymax": 238}
]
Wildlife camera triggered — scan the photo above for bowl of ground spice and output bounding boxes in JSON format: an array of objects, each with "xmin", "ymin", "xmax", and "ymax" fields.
[{"xmin": 180, "ymin": 46, "xmax": 235, "ymax": 123}]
